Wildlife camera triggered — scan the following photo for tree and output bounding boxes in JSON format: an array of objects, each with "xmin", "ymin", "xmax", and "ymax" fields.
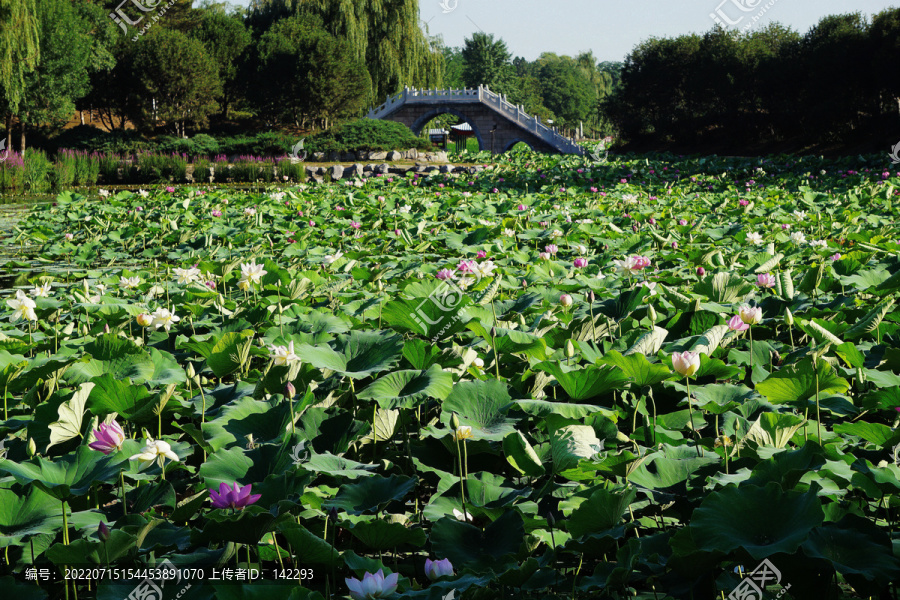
[
  {"xmin": 0, "ymin": 0, "xmax": 39, "ymax": 149},
  {"xmin": 189, "ymin": 9, "xmax": 251, "ymax": 119},
  {"xmin": 132, "ymin": 27, "xmax": 223, "ymax": 136},
  {"xmin": 536, "ymin": 56, "xmax": 593, "ymax": 129},
  {"xmin": 254, "ymin": 14, "xmax": 370, "ymax": 129},
  {"xmin": 251, "ymin": 0, "xmax": 442, "ymax": 103},
  {"xmin": 461, "ymin": 32, "xmax": 518, "ymax": 98},
  {"xmin": 14, "ymin": 0, "xmax": 103, "ymax": 153}
]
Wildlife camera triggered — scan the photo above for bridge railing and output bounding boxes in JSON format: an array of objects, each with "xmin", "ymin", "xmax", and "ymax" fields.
[{"xmin": 366, "ymin": 85, "xmax": 583, "ymax": 155}]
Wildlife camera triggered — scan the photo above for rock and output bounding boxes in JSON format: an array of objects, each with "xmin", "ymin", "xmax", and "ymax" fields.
[
  {"xmin": 305, "ymin": 166, "xmax": 317, "ymax": 180},
  {"xmin": 374, "ymin": 163, "xmax": 390, "ymax": 174},
  {"xmin": 369, "ymin": 151, "xmax": 388, "ymax": 160},
  {"xmin": 356, "ymin": 150, "xmax": 369, "ymax": 160},
  {"xmin": 452, "ymin": 166, "xmax": 467, "ymax": 173},
  {"xmin": 362, "ymin": 164, "xmax": 374, "ymax": 172},
  {"xmin": 388, "ymin": 166, "xmax": 414, "ymax": 175},
  {"xmin": 315, "ymin": 166, "xmax": 326, "ymax": 176},
  {"xmin": 439, "ymin": 164, "xmax": 453, "ymax": 173},
  {"xmin": 341, "ymin": 152, "xmax": 356, "ymax": 162},
  {"xmin": 312, "ymin": 152, "xmax": 326, "ymax": 162},
  {"xmin": 327, "ymin": 151, "xmax": 341, "ymax": 162},
  {"xmin": 432, "ymin": 151, "xmax": 448, "ymax": 162},
  {"xmin": 387, "ymin": 150, "xmax": 402, "ymax": 161},
  {"xmin": 468, "ymin": 167, "xmax": 479, "ymax": 175},
  {"xmin": 329, "ymin": 165, "xmax": 344, "ymax": 180},
  {"xmin": 405, "ymin": 148, "xmax": 417, "ymax": 160},
  {"xmin": 344, "ymin": 163, "xmax": 364, "ymax": 177}
]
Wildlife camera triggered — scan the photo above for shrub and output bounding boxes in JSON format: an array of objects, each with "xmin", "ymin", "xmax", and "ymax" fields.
[
  {"xmin": 50, "ymin": 125, "xmax": 152, "ymax": 154},
  {"xmin": 23, "ymin": 150, "xmax": 52, "ymax": 192},
  {"xmin": 306, "ymin": 119, "xmax": 431, "ymax": 154},
  {"xmin": 0, "ymin": 152, "xmax": 24, "ymax": 191}
]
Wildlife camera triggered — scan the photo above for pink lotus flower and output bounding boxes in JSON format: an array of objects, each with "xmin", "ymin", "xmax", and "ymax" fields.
[
  {"xmin": 518, "ymin": 204, "xmax": 527, "ymax": 211},
  {"xmin": 672, "ymin": 351, "xmax": 700, "ymax": 377},
  {"xmin": 476, "ymin": 250, "xmax": 487, "ymax": 259},
  {"xmin": 209, "ymin": 482, "xmax": 261, "ymax": 510},
  {"xmin": 435, "ymin": 269, "xmax": 455, "ymax": 280},
  {"xmin": 309, "ymin": 220, "xmax": 315, "ymax": 227},
  {"xmin": 211, "ymin": 210, "xmax": 222, "ymax": 217},
  {"xmin": 346, "ymin": 570, "xmax": 398, "ymax": 600},
  {"xmin": 425, "ymin": 558, "xmax": 454, "ymax": 581},
  {"xmin": 739, "ymin": 305, "xmax": 763, "ymax": 325},
  {"xmin": 830, "ymin": 253, "xmax": 842, "ymax": 261},
  {"xmin": 457, "ymin": 260, "xmax": 477, "ymax": 273},
  {"xmin": 394, "ymin": 229, "xmax": 401, "ymax": 235},
  {"xmin": 728, "ymin": 314, "xmax": 749, "ymax": 332},
  {"xmin": 739, "ymin": 199, "xmax": 749, "ymax": 206},
  {"xmin": 757, "ymin": 273, "xmax": 776, "ymax": 288},
  {"xmin": 679, "ymin": 219, "xmax": 688, "ymax": 226},
  {"xmin": 574, "ymin": 258, "xmax": 588, "ymax": 268},
  {"xmin": 539, "ymin": 252, "xmax": 551, "ymax": 260},
  {"xmin": 65, "ymin": 233, "xmax": 74, "ymax": 240},
  {"xmin": 165, "ymin": 186, "xmax": 175, "ymax": 193},
  {"xmin": 697, "ymin": 266, "xmax": 706, "ymax": 276},
  {"xmin": 559, "ymin": 294, "xmax": 573, "ymax": 307},
  {"xmin": 590, "ymin": 187, "xmax": 598, "ymax": 192},
  {"xmin": 88, "ymin": 421, "xmax": 126, "ymax": 455},
  {"xmin": 545, "ymin": 244, "xmax": 559, "ymax": 255},
  {"xmin": 351, "ymin": 221, "xmax": 361, "ymax": 229}
]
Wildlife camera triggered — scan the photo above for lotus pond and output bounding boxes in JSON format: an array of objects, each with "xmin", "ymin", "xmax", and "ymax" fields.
[{"xmin": 2, "ymin": 152, "xmax": 900, "ymax": 599}]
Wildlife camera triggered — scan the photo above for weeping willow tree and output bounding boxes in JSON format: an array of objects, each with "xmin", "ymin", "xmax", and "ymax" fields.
[
  {"xmin": 0, "ymin": 0, "xmax": 40, "ymax": 113},
  {"xmin": 251, "ymin": 0, "xmax": 442, "ymax": 103}
]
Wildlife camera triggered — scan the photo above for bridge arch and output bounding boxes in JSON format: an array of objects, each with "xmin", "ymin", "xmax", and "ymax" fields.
[
  {"xmin": 503, "ymin": 138, "xmax": 534, "ymax": 152},
  {"xmin": 409, "ymin": 108, "xmax": 485, "ymax": 152}
]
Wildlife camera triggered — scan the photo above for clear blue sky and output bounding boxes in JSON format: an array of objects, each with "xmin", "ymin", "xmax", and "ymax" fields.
[{"xmin": 228, "ymin": 0, "xmax": 899, "ymax": 62}]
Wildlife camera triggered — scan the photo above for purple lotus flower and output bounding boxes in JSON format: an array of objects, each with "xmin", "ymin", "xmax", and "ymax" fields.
[
  {"xmin": 88, "ymin": 421, "xmax": 126, "ymax": 455},
  {"xmin": 346, "ymin": 570, "xmax": 398, "ymax": 600},
  {"xmin": 209, "ymin": 482, "xmax": 261, "ymax": 510},
  {"xmin": 424, "ymin": 558, "xmax": 453, "ymax": 581}
]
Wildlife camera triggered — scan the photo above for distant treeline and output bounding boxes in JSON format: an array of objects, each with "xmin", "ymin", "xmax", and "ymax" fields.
[{"xmin": 605, "ymin": 10, "xmax": 900, "ymax": 152}]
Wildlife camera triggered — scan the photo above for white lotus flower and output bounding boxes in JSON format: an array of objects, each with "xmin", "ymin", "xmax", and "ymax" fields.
[
  {"xmin": 120, "ymin": 276, "xmax": 141, "ymax": 290},
  {"xmin": 790, "ymin": 231, "xmax": 807, "ymax": 245},
  {"xmin": 130, "ymin": 438, "xmax": 179, "ymax": 468},
  {"xmin": 399, "ymin": 205, "xmax": 411, "ymax": 214},
  {"xmin": 173, "ymin": 267, "xmax": 201, "ymax": 285},
  {"xmin": 31, "ymin": 283, "xmax": 52, "ymax": 298},
  {"xmin": 793, "ymin": 210, "xmax": 807, "ymax": 220},
  {"xmin": 746, "ymin": 232, "xmax": 763, "ymax": 245},
  {"xmin": 324, "ymin": 250, "xmax": 344, "ymax": 265},
  {"xmin": 150, "ymin": 307, "xmax": 180, "ymax": 331},
  {"xmin": 240, "ymin": 260, "xmax": 267, "ymax": 285},
  {"xmin": 7, "ymin": 290, "xmax": 37, "ymax": 322},
  {"xmin": 269, "ymin": 341, "xmax": 300, "ymax": 367}
]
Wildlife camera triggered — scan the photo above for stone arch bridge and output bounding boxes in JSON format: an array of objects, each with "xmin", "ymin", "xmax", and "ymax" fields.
[{"xmin": 366, "ymin": 85, "xmax": 584, "ymax": 155}]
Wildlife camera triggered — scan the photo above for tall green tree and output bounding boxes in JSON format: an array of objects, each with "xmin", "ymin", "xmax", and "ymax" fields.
[
  {"xmin": 461, "ymin": 32, "xmax": 518, "ymax": 98},
  {"xmin": 189, "ymin": 9, "xmax": 251, "ymax": 118},
  {"xmin": 132, "ymin": 27, "xmax": 223, "ymax": 136},
  {"xmin": 0, "ymin": 0, "xmax": 39, "ymax": 148},
  {"xmin": 536, "ymin": 56, "xmax": 594, "ymax": 129}
]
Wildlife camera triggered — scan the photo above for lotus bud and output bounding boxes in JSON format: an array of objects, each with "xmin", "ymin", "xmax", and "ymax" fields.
[
  {"xmin": 546, "ymin": 511, "xmax": 556, "ymax": 527},
  {"xmin": 285, "ymin": 382, "xmax": 296, "ymax": 399},
  {"xmin": 98, "ymin": 522, "xmax": 110, "ymax": 543},
  {"xmin": 784, "ymin": 307, "xmax": 794, "ymax": 326},
  {"xmin": 490, "ymin": 327, "xmax": 497, "ymax": 338},
  {"xmin": 648, "ymin": 304, "xmax": 657, "ymax": 324},
  {"xmin": 104, "ymin": 324, "xmax": 110, "ymax": 334},
  {"xmin": 518, "ymin": 314, "xmax": 527, "ymax": 330},
  {"xmin": 27, "ymin": 437, "xmax": 36, "ymax": 457},
  {"xmin": 587, "ymin": 290, "xmax": 596, "ymax": 303},
  {"xmin": 565, "ymin": 340, "xmax": 575, "ymax": 359},
  {"xmin": 450, "ymin": 412, "xmax": 460, "ymax": 430},
  {"xmin": 559, "ymin": 294, "xmax": 573, "ymax": 307},
  {"xmin": 185, "ymin": 362, "xmax": 195, "ymax": 379},
  {"xmin": 329, "ymin": 506, "xmax": 338, "ymax": 522}
]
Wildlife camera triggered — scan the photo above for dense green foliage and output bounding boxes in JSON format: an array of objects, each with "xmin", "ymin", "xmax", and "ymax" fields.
[
  {"xmin": 305, "ymin": 119, "xmax": 431, "ymax": 153},
  {"xmin": 605, "ymin": 10, "xmax": 900, "ymax": 151},
  {"xmin": 2, "ymin": 151, "xmax": 900, "ymax": 598}
]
